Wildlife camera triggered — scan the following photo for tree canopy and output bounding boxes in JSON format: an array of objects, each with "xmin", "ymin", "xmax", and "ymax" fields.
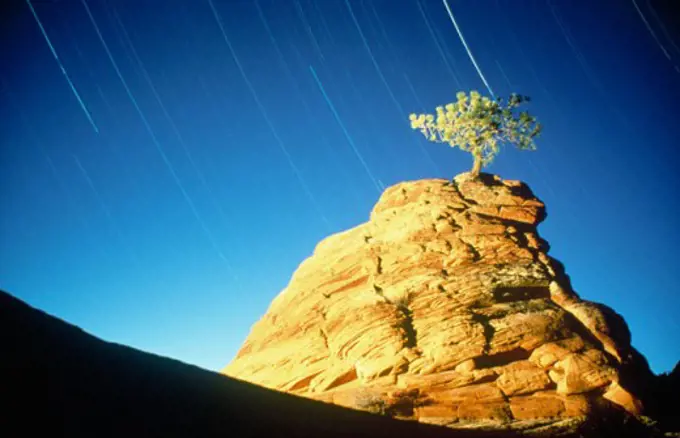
[{"xmin": 409, "ymin": 91, "xmax": 541, "ymax": 176}]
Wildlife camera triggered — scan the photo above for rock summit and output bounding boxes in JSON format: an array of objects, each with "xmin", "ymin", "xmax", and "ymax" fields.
[{"xmin": 224, "ymin": 173, "xmax": 655, "ymax": 434}]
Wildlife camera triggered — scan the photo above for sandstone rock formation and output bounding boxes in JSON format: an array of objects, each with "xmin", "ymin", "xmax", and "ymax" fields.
[{"xmin": 223, "ymin": 173, "xmax": 656, "ymax": 434}]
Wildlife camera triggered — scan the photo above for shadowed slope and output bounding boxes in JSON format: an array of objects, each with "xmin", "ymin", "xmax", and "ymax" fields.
[{"xmin": 1, "ymin": 289, "xmax": 514, "ymax": 438}]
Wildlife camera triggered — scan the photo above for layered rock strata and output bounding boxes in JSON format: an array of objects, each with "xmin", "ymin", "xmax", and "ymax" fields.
[{"xmin": 223, "ymin": 173, "xmax": 652, "ymax": 433}]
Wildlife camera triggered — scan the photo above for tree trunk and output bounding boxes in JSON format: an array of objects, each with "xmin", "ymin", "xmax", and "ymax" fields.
[{"xmin": 471, "ymin": 154, "xmax": 482, "ymax": 177}]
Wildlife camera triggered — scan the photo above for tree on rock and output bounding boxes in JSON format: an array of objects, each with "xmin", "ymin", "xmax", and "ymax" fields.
[{"xmin": 409, "ymin": 91, "xmax": 541, "ymax": 177}]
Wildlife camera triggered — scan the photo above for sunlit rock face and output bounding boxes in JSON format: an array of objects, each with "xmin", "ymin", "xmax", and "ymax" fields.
[{"xmin": 223, "ymin": 173, "xmax": 653, "ymax": 434}]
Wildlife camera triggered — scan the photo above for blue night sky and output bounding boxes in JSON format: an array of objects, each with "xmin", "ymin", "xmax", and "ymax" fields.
[{"xmin": 1, "ymin": 0, "xmax": 679, "ymax": 374}]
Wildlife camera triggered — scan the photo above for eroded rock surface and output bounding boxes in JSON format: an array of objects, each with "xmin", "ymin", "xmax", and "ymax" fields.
[{"xmin": 223, "ymin": 173, "xmax": 654, "ymax": 434}]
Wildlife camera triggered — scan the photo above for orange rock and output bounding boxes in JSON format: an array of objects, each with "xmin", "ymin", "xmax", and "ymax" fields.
[
  {"xmin": 496, "ymin": 364, "xmax": 552, "ymax": 396},
  {"xmin": 550, "ymin": 352, "xmax": 616, "ymax": 395},
  {"xmin": 510, "ymin": 394, "xmax": 565, "ymax": 419},
  {"xmin": 415, "ymin": 404, "xmax": 461, "ymax": 424},
  {"xmin": 529, "ymin": 337, "xmax": 586, "ymax": 369},
  {"xmin": 223, "ymin": 174, "xmax": 651, "ymax": 433},
  {"xmin": 603, "ymin": 381, "xmax": 644, "ymax": 415},
  {"xmin": 457, "ymin": 400, "xmax": 512, "ymax": 421},
  {"xmin": 428, "ymin": 382, "xmax": 505, "ymax": 403},
  {"xmin": 562, "ymin": 393, "xmax": 590, "ymax": 416}
]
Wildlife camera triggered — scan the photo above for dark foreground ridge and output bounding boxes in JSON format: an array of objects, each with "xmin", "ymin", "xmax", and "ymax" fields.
[
  {"xmin": 1, "ymin": 289, "xmax": 677, "ymax": 437},
  {"xmin": 0, "ymin": 289, "xmax": 503, "ymax": 438}
]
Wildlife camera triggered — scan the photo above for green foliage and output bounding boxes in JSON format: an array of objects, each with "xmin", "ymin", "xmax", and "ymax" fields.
[{"xmin": 409, "ymin": 91, "xmax": 541, "ymax": 173}]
